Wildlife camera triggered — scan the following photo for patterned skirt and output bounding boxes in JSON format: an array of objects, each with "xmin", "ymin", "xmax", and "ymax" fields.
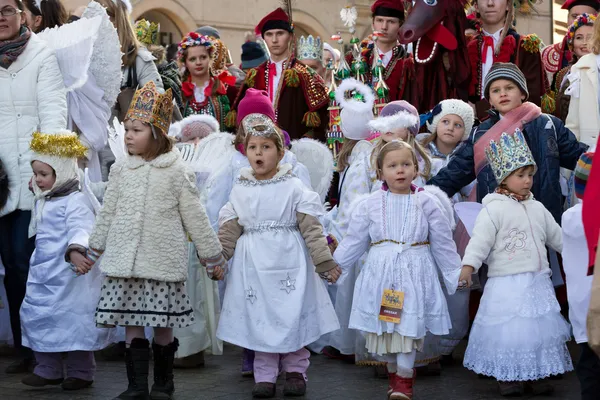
[{"xmin": 95, "ymin": 277, "xmax": 194, "ymax": 329}]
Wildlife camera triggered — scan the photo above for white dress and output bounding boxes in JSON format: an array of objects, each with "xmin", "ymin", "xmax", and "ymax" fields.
[
  {"xmin": 334, "ymin": 189, "xmax": 462, "ymax": 356},
  {"xmin": 217, "ymin": 166, "xmax": 339, "ymax": 353},
  {"xmin": 21, "ymin": 192, "xmax": 114, "ymax": 352}
]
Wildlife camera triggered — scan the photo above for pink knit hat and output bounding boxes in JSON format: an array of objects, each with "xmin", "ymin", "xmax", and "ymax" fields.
[{"xmin": 237, "ymin": 89, "xmax": 276, "ymax": 125}]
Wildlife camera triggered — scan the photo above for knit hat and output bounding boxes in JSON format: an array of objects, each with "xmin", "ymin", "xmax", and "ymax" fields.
[
  {"xmin": 172, "ymin": 115, "xmax": 220, "ymax": 142},
  {"xmin": 241, "ymin": 41, "xmax": 268, "ymax": 70},
  {"xmin": 368, "ymin": 100, "xmax": 419, "ymax": 136},
  {"xmin": 484, "ymin": 62, "xmax": 529, "ymax": 101},
  {"xmin": 335, "ymin": 78, "xmax": 375, "ymax": 141},
  {"xmin": 196, "ymin": 26, "xmax": 221, "ymax": 39},
  {"xmin": 237, "ymin": 89, "xmax": 276, "ymax": 125},
  {"xmin": 426, "ymin": 99, "xmax": 475, "ymax": 142},
  {"xmin": 575, "ymin": 152, "xmax": 594, "ymax": 199}
]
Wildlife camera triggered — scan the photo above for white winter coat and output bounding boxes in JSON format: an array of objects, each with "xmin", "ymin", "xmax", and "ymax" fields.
[
  {"xmin": 565, "ymin": 53, "xmax": 600, "ymax": 147},
  {"xmin": 0, "ymin": 33, "xmax": 67, "ymax": 217},
  {"xmin": 462, "ymin": 193, "xmax": 562, "ymax": 278},
  {"xmin": 89, "ymin": 149, "xmax": 222, "ymax": 282}
]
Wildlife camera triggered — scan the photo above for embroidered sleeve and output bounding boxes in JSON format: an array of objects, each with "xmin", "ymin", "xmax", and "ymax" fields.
[{"xmin": 294, "ymin": 63, "xmax": 329, "ymax": 112}]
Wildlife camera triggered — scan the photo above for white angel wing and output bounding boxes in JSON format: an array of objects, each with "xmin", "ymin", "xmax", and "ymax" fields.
[
  {"xmin": 37, "ymin": 16, "xmax": 103, "ymax": 92},
  {"xmin": 290, "ymin": 138, "xmax": 334, "ymax": 202},
  {"xmin": 108, "ymin": 117, "xmax": 127, "ymax": 162},
  {"xmin": 81, "ymin": 168, "xmax": 102, "ymax": 214},
  {"xmin": 423, "ymin": 185, "xmax": 457, "ymax": 231},
  {"xmin": 82, "ymin": 1, "xmax": 122, "ymax": 107},
  {"xmin": 192, "ymin": 132, "xmax": 236, "ymax": 176}
]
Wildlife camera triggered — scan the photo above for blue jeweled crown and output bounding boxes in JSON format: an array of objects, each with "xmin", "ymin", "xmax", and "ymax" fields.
[
  {"xmin": 297, "ymin": 35, "xmax": 323, "ymax": 63},
  {"xmin": 485, "ymin": 128, "xmax": 537, "ymax": 184}
]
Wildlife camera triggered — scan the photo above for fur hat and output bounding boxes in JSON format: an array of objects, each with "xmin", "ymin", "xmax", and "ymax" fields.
[
  {"xmin": 335, "ymin": 78, "xmax": 375, "ymax": 141},
  {"xmin": 426, "ymin": 99, "xmax": 475, "ymax": 142},
  {"xmin": 171, "ymin": 115, "xmax": 220, "ymax": 142},
  {"xmin": 368, "ymin": 100, "xmax": 419, "ymax": 136},
  {"xmin": 483, "ymin": 62, "xmax": 529, "ymax": 101},
  {"xmin": 575, "ymin": 152, "xmax": 594, "ymax": 200}
]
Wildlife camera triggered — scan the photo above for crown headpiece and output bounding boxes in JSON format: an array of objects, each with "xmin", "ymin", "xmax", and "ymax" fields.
[
  {"xmin": 242, "ymin": 113, "xmax": 279, "ymax": 138},
  {"xmin": 30, "ymin": 131, "xmax": 88, "ymax": 159},
  {"xmin": 135, "ymin": 19, "xmax": 160, "ymax": 46},
  {"xmin": 297, "ymin": 35, "xmax": 323, "ymax": 63},
  {"xmin": 485, "ymin": 129, "xmax": 537, "ymax": 184},
  {"xmin": 126, "ymin": 81, "xmax": 174, "ymax": 134}
]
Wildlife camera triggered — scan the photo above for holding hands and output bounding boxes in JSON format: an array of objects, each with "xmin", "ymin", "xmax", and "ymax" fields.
[
  {"xmin": 319, "ymin": 265, "xmax": 342, "ymax": 284},
  {"xmin": 70, "ymin": 251, "xmax": 94, "ymax": 276},
  {"xmin": 458, "ymin": 265, "xmax": 475, "ymax": 290},
  {"xmin": 203, "ymin": 254, "xmax": 228, "ymax": 281}
]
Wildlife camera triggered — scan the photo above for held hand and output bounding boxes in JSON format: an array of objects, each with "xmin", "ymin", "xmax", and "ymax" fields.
[
  {"xmin": 211, "ymin": 266, "xmax": 225, "ymax": 281},
  {"xmin": 320, "ymin": 266, "xmax": 342, "ymax": 284},
  {"xmin": 70, "ymin": 251, "xmax": 94, "ymax": 276},
  {"xmin": 458, "ymin": 265, "xmax": 475, "ymax": 289}
]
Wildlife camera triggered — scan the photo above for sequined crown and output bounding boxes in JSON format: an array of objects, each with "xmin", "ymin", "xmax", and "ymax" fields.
[
  {"xmin": 242, "ymin": 113, "xmax": 279, "ymax": 138},
  {"xmin": 485, "ymin": 129, "xmax": 537, "ymax": 184},
  {"xmin": 297, "ymin": 35, "xmax": 323, "ymax": 63},
  {"xmin": 135, "ymin": 19, "xmax": 160, "ymax": 46},
  {"xmin": 126, "ymin": 81, "xmax": 174, "ymax": 134}
]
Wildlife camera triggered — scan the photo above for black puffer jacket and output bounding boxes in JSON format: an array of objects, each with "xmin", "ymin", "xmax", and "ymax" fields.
[
  {"xmin": 0, "ymin": 158, "xmax": 8, "ymax": 212},
  {"xmin": 429, "ymin": 110, "xmax": 588, "ymax": 223}
]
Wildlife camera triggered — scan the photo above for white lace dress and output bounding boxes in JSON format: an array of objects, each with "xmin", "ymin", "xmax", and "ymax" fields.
[
  {"xmin": 216, "ymin": 166, "xmax": 339, "ymax": 353},
  {"xmin": 333, "ymin": 189, "xmax": 462, "ymax": 358}
]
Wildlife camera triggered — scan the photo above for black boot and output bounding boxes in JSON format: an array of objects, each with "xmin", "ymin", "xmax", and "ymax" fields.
[
  {"xmin": 150, "ymin": 338, "xmax": 179, "ymax": 400},
  {"xmin": 114, "ymin": 338, "xmax": 150, "ymax": 400}
]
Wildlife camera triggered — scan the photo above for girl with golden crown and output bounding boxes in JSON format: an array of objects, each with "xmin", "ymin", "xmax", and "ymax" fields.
[
  {"xmin": 88, "ymin": 81, "xmax": 226, "ymax": 400},
  {"xmin": 19, "ymin": 132, "xmax": 114, "ymax": 391}
]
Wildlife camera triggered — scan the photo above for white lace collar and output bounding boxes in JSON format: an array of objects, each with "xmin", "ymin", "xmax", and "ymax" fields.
[{"xmin": 238, "ymin": 163, "xmax": 293, "ymax": 185}]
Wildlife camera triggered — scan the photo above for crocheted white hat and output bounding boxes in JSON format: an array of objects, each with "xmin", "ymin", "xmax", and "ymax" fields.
[
  {"xmin": 335, "ymin": 78, "xmax": 375, "ymax": 141},
  {"xmin": 426, "ymin": 99, "xmax": 474, "ymax": 142}
]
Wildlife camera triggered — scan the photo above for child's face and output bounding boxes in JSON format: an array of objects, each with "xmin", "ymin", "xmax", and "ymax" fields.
[
  {"xmin": 185, "ymin": 46, "xmax": 211, "ymax": 79},
  {"xmin": 436, "ymin": 114, "xmax": 465, "ymax": 148},
  {"xmin": 32, "ymin": 160, "xmax": 56, "ymax": 192},
  {"xmin": 380, "ymin": 148, "xmax": 417, "ymax": 195},
  {"xmin": 246, "ymin": 136, "xmax": 284, "ymax": 180},
  {"xmin": 382, "ymin": 127, "xmax": 409, "ymax": 143},
  {"xmin": 503, "ymin": 165, "xmax": 534, "ymax": 197},
  {"xmin": 124, "ymin": 119, "xmax": 153, "ymax": 156},
  {"xmin": 489, "ymin": 79, "xmax": 526, "ymax": 115}
]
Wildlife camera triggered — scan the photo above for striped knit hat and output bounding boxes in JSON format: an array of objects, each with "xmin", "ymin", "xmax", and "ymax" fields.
[
  {"xmin": 575, "ymin": 152, "xmax": 594, "ymax": 200},
  {"xmin": 484, "ymin": 62, "xmax": 529, "ymax": 101}
]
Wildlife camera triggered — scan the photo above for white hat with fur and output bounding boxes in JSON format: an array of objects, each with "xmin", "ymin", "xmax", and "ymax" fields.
[
  {"xmin": 425, "ymin": 99, "xmax": 474, "ymax": 142},
  {"xmin": 170, "ymin": 115, "xmax": 220, "ymax": 142}
]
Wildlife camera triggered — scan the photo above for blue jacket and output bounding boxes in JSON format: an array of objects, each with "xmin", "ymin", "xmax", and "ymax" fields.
[{"xmin": 428, "ymin": 111, "xmax": 588, "ymax": 223}]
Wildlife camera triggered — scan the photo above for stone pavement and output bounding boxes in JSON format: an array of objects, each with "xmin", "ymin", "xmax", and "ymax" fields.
[{"xmin": 0, "ymin": 343, "xmax": 580, "ymax": 400}]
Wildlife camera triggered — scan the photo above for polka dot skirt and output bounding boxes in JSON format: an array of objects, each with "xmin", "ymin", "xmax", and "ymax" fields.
[{"xmin": 95, "ymin": 277, "xmax": 194, "ymax": 329}]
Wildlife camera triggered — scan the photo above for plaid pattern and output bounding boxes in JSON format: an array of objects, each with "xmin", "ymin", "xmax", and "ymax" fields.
[
  {"xmin": 0, "ymin": 26, "xmax": 31, "ymax": 69},
  {"xmin": 575, "ymin": 152, "xmax": 594, "ymax": 200}
]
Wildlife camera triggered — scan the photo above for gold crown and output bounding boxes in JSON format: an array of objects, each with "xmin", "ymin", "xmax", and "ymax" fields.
[
  {"xmin": 135, "ymin": 19, "xmax": 160, "ymax": 46},
  {"xmin": 30, "ymin": 131, "xmax": 88, "ymax": 159},
  {"xmin": 126, "ymin": 81, "xmax": 174, "ymax": 134}
]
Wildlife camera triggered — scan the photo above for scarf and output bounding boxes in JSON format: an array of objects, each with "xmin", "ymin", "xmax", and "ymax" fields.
[
  {"xmin": 28, "ymin": 178, "xmax": 80, "ymax": 238},
  {"xmin": 495, "ymin": 186, "xmax": 531, "ymax": 202},
  {"xmin": 0, "ymin": 26, "xmax": 31, "ymax": 69},
  {"xmin": 474, "ymin": 102, "xmax": 542, "ymax": 175}
]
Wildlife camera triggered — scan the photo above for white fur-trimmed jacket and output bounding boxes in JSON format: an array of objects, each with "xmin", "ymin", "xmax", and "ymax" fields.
[
  {"xmin": 462, "ymin": 193, "xmax": 562, "ymax": 278},
  {"xmin": 89, "ymin": 149, "xmax": 222, "ymax": 282}
]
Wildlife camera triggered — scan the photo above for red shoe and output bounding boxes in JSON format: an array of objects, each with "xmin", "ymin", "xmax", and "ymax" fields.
[
  {"xmin": 389, "ymin": 372, "xmax": 413, "ymax": 400},
  {"xmin": 387, "ymin": 373, "xmax": 397, "ymax": 396}
]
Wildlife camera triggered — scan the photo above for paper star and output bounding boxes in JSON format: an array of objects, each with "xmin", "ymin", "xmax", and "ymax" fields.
[
  {"xmin": 280, "ymin": 274, "xmax": 296, "ymax": 294},
  {"xmin": 246, "ymin": 287, "xmax": 257, "ymax": 304}
]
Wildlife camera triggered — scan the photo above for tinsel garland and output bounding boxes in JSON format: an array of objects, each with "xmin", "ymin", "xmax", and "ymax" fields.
[{"xmin": 30, "ymin": 132, "xmax": 88, "ymax": 158}]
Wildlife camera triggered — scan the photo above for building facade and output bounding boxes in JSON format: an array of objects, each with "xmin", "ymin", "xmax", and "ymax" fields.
[{"xmin": 63, "ymin": 0, "xmax": 558, "ymax": 65}]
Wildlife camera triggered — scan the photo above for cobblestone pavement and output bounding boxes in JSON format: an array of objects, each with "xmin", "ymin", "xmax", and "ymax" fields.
[{"xmin": 0, "ymin": 343, "xmax": 580, "ymax": 399}]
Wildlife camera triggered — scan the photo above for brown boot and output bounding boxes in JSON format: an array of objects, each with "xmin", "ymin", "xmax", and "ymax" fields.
[
  {"xmin": 498, "ymin": 381, "xmax": 524, "ymax": 397},
  {"xmin": 252, "ymin": 382, "xmax": 276, "ymax": 398},
  {"xmin": 283, "ymin": 372, "xmax": 306, "ymax": 397}
]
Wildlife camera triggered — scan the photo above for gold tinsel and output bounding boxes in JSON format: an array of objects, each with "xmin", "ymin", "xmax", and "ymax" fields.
[{"xmin": 30, "ymin": 132, "xmax": 88, "ymax": 159}]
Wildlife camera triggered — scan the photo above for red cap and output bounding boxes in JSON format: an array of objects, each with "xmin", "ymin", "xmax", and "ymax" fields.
[
  {"xmin": 255, "ymin": 8, "xmax": 292, "ymax": 37},
  {"xmin": 561, "ymin": 0, "xmax": 600, "ymax": 10},
  {"xmin": 371, "ymin": 0, "xmax": 404, "ymax": 19}
]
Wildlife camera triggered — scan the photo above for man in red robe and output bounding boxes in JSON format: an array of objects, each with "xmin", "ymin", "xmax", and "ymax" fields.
[
  {"xmin": 228, "ymin": 8, "xmax": 329, "ymax": 142},
  {"xmin": 467, "ymin": 0, "xmax": 546, "ymax": 121},
  {"xmin": 345, "ymin": 0, "xmax": 417, "ymax": 106}
]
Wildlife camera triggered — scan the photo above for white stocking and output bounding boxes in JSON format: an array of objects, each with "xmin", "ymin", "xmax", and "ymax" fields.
[{"xmin": 396, "ymin": 350, "xmax": 416, "ymax": 378}]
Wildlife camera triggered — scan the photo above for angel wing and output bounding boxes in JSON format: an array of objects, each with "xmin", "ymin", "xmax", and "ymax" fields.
[
  {"xmin": 108, "ymin": 117, "xmax": 127, "ymax": 163},
  {"xmin": 289, "ymin": 138, "xmax": 334, "ymax": 202},
  {"xmin": 423, "ymin": 185, "xmax": 457, "ymax": 231},
  {"xmin": 192, "ymin": 132, "xmax": 236, "ymax": 177},
  {"xmin": 81, "ymin": 168, "xmax": 102, "ymax": 214},
  {"xmin": 37, "ymin": 16, "xmax": 103, "ymax": 92}
]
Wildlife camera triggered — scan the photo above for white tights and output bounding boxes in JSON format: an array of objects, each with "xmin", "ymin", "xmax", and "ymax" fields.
[
  {"xmin": 125, "ymin": 326, "xmax": 173, "ymax": 346},
  {"xmin": 380, "ymin": 350, "xmax": 417, "ymax": 378}
]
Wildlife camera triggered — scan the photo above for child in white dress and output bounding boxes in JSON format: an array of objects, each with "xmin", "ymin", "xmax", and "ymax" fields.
[
  {"xmin": 20, "ymin": 132, "xmax": 113, "ymax": 391},
  {"xmin": 334, "ymin": 140, "xmax": 469, "ymax": 400},
  {"xmin": 216, "ymin": 114, "xmax": 341, "ymax": 398},
  {"xmin": 462, "ymin": 129, "xmax": 573, "ymax": 397}
]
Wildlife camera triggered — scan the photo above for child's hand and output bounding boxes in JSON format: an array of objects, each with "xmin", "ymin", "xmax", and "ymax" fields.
[
  {"xmin": 70, "ymin": 251, "xmax": 94, "ymax": 276},
  {"xmin": 320, "ymin": 266, "xmax": 342, "ymax": 284},
  {"xmin": 210, "ymin": 265, "xmax": 225, "ymax": 281},
  {"xmin": 327, "ymin": 235, "xmax": 338, "ymax": 255},
  {"xmin": 458, "ymin": 265, "xmax": 474, "ymax": 289}
]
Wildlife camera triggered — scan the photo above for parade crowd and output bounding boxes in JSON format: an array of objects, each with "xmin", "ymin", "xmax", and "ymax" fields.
[{"xmin": 0, "ymin": 0, "xmax": 599, "ymax": 399}]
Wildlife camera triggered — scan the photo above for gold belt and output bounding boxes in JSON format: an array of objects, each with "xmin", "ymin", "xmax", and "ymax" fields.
[{"xmin": 370, "ymin": 240, "xmax": 430, "ymax": 247}]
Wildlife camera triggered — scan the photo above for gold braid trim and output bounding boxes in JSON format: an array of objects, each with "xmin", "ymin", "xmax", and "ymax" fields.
[{"xmin": 245, "ymin": 68, "xmax": 258, "ymax": 88}]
